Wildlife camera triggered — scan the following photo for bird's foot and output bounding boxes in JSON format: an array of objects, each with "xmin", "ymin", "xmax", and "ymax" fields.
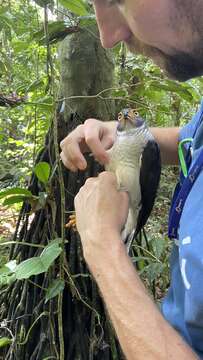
[{"xmin": 65, "ymin": 213, "xmax": 77, "ymax": 231}]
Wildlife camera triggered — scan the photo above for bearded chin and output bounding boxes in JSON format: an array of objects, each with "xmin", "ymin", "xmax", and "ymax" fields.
[
  {"xmin": 163, "ymin": 51, "xmax": 203, "ymax": 81},
  {"xmin": 126, "ymin": 39, "xmax": 203, "ymax": 82}
]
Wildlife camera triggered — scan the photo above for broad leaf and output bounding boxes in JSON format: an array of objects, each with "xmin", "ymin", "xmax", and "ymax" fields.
[
  {"xmin": 0, "ymin": 260, "xmax": 17, "ymax": 274},
  {"xmin": 79, "ymin": 15, "xmax": 96, "ymax": 27},
  {"xmin": 0, "ymin": 273, "xmax": 16, "ymax": 287},
  {"xmin": 3, "ymin": 195, "xmax": 27, "ymax": 206},
  {"xmin": 34, "ymin": 162, "xmax": 51, "ymax": 185},
  {"xmin": 0, "ymin": 337, "xmax": 12, "ymax": 348},
  {"xmin": 58, "ymin": 0, "xmax": 88, "ymax": 16},
  {"xmin": 0, "ymin": 187, "xmax": 32, "ymax": 200},
  {"xmin": 15, "ymin": 239, "xmax": 62, "ymax": 280},
  {"xmin": 45, "ymin": 279, "xmax": 65, "ymax": 303},
  {"xmin": 0, "ymin": 60, "xmax": 7, "ymax": 74},
  {"xmin": 0, "ymin": 261, "xmax": 17, "ymax": 287},
  {"xmin": 34, "ymin": 0, "xmax": 53, "ymax": 7},
  {"xmin": 152, "ymin": 237, "xmax": 166, "ymax": 259},
  {"xmin": 141, "ymin": 263, "xmax": 165, "ymax": 284},
  {"xmin": 26, "ymin": 79, "xmax": 44, "ymax": 92},
  {"xmin": 33, "ymin": 20, "xmax": 67, "ymax": 41},
  {"xmin": 40, "ymin": 239, "xmax": 62, "ymax": 269},
  {"xmin": 15, "ymin": 257, "xmax": 43, "ymax": 279}
]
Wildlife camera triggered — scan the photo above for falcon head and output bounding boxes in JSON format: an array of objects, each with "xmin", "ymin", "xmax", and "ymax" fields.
[{"xmin": 117, "ymin": 108, "xmax": 145, "ymax": 132}]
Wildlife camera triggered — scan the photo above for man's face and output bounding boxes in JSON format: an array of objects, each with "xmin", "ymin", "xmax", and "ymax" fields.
[{"xmin": 92, "ymin": 0, "xmax": 203, "ymax": 81}]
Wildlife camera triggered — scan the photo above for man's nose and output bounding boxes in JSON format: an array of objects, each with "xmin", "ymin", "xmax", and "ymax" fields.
[{"xmin": 94, "ymin": 3, "xmax": 132, "ymax": 48}]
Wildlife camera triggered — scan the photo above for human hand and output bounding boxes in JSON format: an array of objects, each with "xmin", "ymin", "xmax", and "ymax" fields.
[
  {"xmin": 60, "ymin": 119, "xmax": 117, "ymax": 172},
  {"xmin": 74, "ymin": 171, "xmax": 129, "ymax": 265}
]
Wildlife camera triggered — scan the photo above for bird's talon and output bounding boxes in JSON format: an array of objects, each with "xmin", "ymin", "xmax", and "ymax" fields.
[{"xmin": 65, "ymin": 213, "xmax": 77, "ymax": 231}]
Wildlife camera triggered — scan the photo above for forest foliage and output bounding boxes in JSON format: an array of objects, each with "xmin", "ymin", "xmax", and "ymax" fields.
[{"xmin": 0, "ymin": 0, "xmax": 203, "ymax": 355}]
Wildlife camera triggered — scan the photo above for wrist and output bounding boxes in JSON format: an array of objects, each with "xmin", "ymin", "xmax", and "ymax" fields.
[{"xmin": 82, "ymin": 228, "xmax": 126, "ymax": 273}]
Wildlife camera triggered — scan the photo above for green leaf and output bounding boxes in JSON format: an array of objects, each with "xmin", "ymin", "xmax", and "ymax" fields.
[
  {"xmin": 151, "ymin": 237, "xmax": 166, "ymax": 259},
  {"xmin": 142, "ymin": 263, "xmax": 165, "ymax": 284},
  {"xmin": 0, "ymin": 260, "xmax": 17, "ymax": 274},
  {"xmin": 78, "ymin": 15, "xmax": 96, "ymax": 27},
  {"xmin": 0, "ymin": 13, "xmax": 13, "ymax": 29},
  {"xmin": 34, "ymin": 0, "xmax": 53, "ymax": 7},
  {"xmin": 40, "ymin": 239, "xmax": 62, "ymax": 269},
  {"xmin": 13, "ymin": 40, "xmax": 29, "ymax": 52},
  {"xmin": 0, "ymin": 266, "xmax": 11, "ymax": 276},
  {"xmin": 0, "ymin": 337, "xmax": 12, "ymax": 348},
  {"xmin": 34, "ymin": 162, "xmax": 51, "ymax": 185},
  {"xmin": 6, "ymin": 260, "xmax": 17, "ymax": 271},
  {"xmin": 33, "ymin": 20, "xmax": 68, "ymax": 44},
  {"xmin": 148, "ymin": 80, "xmax": 194, "ymax": 102},
  {"xmin": 0, "ymin": 261, "xmax": 17, "ymax": 288},
  {"xmin": 15, "ymin": 257, "xmax": 43, "ymax": 279},
  {"xmin": 0, "ymin": 273, "xmax": 16, "ymax": 287},
  {"xmin": 45, "ymin": 279, "xmax": 65, "ymax": 303},
  {"xmin": 0, "ymin": 60, "xmax": 7, "ymax": 74},
  {"xmin": 3, "ymin": 195, "xmax": 27, "ymax": 206},
  {"xmin": 15, "ymin": 239, "xmax": 62, "ymax": 280},
  {"xmin": 58, "ymin": 0, "xmax": 88, "ymax": 16},
  {"xmin": 0, "ymin": 187, "xmax": 32, "ymax": 200},
  {"xmin": 26, "ymin": 79, "xmax": 44, "ymax": 92}
]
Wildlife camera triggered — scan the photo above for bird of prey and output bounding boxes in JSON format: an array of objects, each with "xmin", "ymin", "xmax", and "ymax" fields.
[{"xmin": 105, "ymin": 108, "xmax": 161, "ymax": 250}]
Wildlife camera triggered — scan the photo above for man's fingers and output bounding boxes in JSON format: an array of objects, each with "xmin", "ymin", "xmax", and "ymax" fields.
[
  {"xmin": 60, "ymin": 152, "xmax": 78, "ymax": 172},
  {"xmin": 60, "ymin": 128, "xmax": 87, "ymax": 170},
  {"xmin": 100, "ymin": 134, "xmax": 114, "ymax": 152},
  {"xmin": 60, "ymin": 119, "xmax": 115, "ymax": 171},
  {"xmin": 67, "ymin": 141, "xmax": 87, "ymax": 170},
  {"xmin": 84, "ymin": 125, "xmax": 109, "ymax": 164},
  {"xmin": 60, "ymin": 145, "xmax": 87, "ymax": 170}
]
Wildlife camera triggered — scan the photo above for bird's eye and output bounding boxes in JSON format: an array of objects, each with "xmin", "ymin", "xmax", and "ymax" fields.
[
  {"xmin": 132, "ymin": 109, "xmax": 139, "ymax": 117},
  {"xmin": 118, "ymin": 112, "xmax": 123, "ymax": 121}
]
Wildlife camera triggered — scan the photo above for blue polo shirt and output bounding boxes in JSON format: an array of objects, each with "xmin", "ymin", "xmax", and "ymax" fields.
[{"xmin": 162, "ymin": 100, "xmax": 203, "ymax": 358}]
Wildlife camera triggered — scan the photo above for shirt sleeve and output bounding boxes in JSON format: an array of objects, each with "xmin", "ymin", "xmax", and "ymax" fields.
[
  {"xmin": 178, "ymin": 168, "xmax": 203, "ymax": 355},
  {"xmin": 179, "ymin": 100, "xmax": 203, "ymax": 142}
]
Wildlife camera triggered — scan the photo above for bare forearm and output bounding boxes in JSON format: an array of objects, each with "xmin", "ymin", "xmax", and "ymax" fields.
[
  {"xmin": 90, "ymin": 231, "xmax": 197, "ymax": 360},
  {"xmin": 150, "ymin": 127, "xmax": 180, "ymax": 165}
]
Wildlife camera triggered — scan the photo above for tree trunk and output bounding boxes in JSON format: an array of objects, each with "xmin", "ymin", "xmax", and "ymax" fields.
[{"xmin": 0, "ymin": 25, "xmax": 125, "ymax": 360}]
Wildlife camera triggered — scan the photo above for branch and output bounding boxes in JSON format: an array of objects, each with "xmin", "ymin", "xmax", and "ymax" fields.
[{"xmin": 0, "ymin": 93, "xmax": 27, "ymax": 107}]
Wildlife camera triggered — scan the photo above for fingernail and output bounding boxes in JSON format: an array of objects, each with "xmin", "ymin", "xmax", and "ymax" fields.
[{"xmin": 79, "ymin": 161, "xmax": 86, "ymax": 169}]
